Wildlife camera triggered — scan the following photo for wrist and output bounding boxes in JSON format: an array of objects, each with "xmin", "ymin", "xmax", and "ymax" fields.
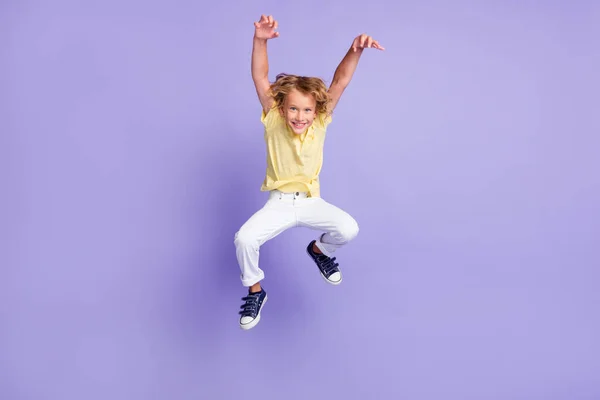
[{"xmin": 253, "ymin": 35, "xmax": 268, "ymax": 43}]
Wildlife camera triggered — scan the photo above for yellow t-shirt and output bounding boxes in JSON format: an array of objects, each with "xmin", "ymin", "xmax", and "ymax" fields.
[{"xmin": 260, "ymin": 106, "xmax": 332, "ymax": 198}]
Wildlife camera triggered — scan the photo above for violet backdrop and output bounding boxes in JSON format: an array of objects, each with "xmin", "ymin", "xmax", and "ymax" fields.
[{"xmin": 2, "ymin": 1, "xmax": 599, "ymax": 399}]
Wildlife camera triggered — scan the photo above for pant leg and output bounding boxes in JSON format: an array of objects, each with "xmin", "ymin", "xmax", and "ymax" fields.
[
  {"xmin": 234, "ymin": 196, "xmax": 297, "ymax": 286},
  {"xmin": 296, "ymin": 197, "xmax": 359, "ymax": 257}
]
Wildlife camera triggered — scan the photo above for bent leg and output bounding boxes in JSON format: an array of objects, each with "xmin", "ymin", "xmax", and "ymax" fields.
[
  {"xmin": 234, "ymin": 198, "xmax": 296, "ymax": 286},
  {"xmin": 296, "ymin": 198, "xmax": 359, "ymax": 257}
]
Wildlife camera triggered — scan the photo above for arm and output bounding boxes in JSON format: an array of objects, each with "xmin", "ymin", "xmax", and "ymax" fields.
[
  {"xmin": 252, "ymin": 15, "xmax": 279, "ymax": 114},
  {"xmin": 328, "ymin": 34, "xmax": 385, "ymax": 113}
]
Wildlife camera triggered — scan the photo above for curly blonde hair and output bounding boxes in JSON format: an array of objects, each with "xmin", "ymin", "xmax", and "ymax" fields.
[{"xmin": 269, "ymin": 73, "xmax": 331, "ymax": 115}]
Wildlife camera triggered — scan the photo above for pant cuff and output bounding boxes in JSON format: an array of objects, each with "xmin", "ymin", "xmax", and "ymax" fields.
[
  {"xmin": 241, "ymin": 272, "xmax": 264, "ymax": 287},
  {"xmin": 314, "ymin": 233, "xmax": 334, "ymax": 257}
]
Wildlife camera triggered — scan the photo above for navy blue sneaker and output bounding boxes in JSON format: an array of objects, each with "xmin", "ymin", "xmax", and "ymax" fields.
[
  {"xmin": 306, "ymin": 240, "xmax": 342, "ymax": 285},
  {"xmin": 239, "ymin": 289, "xmax": 268, "ymax": 330}
]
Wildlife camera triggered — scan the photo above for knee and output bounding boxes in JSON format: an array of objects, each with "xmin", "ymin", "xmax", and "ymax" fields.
[
  {"xmin": 337, "ymin": 219, "xmax": 359, "ymax": 243},
  {"xmin": 234, "ymin": 227, "xmax": 259, "ymax": 249}
]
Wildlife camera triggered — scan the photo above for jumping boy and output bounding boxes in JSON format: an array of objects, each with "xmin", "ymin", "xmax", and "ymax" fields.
[{"xmin": 235, "ymin": 14, "xmax": 384, "ymax": 330}]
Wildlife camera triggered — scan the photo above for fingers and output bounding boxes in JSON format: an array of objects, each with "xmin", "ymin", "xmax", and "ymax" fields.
[
  {"xmin": 373, "ymin": 40, "xmax": 385, "ymax": 50},
  {"xmin": 354, "ymin": 33, "xmax": 385, "ymax": 50},
  {"xmin": 255, "ymin": 14, "xmax": 280, "ymax": 39},
  {"xmin": 258, "ymin": 15, "xmax": 275, "ymax": 26},
  {"xmin": 269, "ymin": 16, "xmax": 278, "ymax": 38},
  {"xmin": 351, "ymin": 34, "xmax": 367, "ymax": 51},
  {"xmin": 256, "ymin": 14, "xmax": 275, "ymax": 26}
]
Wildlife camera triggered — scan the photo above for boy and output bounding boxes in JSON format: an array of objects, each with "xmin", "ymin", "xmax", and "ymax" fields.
[{"xmin": 236, "ymin": 15, "xmax": 384, "ymax": 330}]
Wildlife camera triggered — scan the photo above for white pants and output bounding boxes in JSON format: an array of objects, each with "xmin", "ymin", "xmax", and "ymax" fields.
[{"xmin": 234, "ymin": 190, "xmax": 359, "ymax": 287}]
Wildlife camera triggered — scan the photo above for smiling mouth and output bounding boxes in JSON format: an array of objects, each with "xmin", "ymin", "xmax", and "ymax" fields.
[{"xmin": 292, "ymin": 121, "xmax": 307, "ymax": 129}]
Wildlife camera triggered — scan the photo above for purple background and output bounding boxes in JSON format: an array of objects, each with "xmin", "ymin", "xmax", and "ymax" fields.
[{"xmin": 2, "ymin": 1, "xmax": 600, "ymax": 399}]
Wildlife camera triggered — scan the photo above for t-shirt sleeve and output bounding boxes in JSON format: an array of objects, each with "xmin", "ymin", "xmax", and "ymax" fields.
[
  {"xmin": 261, "ymin": 106, "xmax": 279, "ymax": 128},
  {"xmin": 318, "ymin": 113, "xmax": 333, "ymax": 128}
]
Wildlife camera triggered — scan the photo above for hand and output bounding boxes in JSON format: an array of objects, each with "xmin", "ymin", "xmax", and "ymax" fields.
[
  {"xmin": 351, "ymin": 34, "xmax": 385, "ymax": 52},
  {"xmin": 254, "ymin": 15, "xmax": 279, "ymax": 40}
]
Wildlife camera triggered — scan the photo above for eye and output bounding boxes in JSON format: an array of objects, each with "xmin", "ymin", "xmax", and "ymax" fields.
[
  {"xmin": 290, "ymin": 107, "xmax": 297, "ymax": 111},
  {"xmin": 305, "ymin": 108, "xmax": 312, "ymax": 112}
]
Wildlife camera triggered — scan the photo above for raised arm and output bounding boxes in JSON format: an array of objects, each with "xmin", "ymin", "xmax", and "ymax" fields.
[
  {"xmin": 252, "ymin": 15, "xmax": 279, "ymax": 114},
  {"xmin": 328, "ymin": 33, "xmax": 384, "ymax": 113}
]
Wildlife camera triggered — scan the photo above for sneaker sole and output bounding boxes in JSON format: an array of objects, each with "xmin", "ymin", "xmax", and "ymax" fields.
[
  {"xmin": 239, "ymin": 294, "xmax": 268, "ymax": 331},
  {"xmin": 306, "ymin": 248, "xmax": 343, "ymax": 285}
]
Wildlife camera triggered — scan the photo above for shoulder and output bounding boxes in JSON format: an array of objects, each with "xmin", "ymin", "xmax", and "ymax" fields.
[{"xmin": 314, "ymin": 112, "xmax": 332, "ymax": 129}]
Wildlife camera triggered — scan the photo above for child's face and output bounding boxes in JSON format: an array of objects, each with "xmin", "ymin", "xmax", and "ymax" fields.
[{"xmin": 280, "ymin": 89, "xmax": 317, "ymax": 135}]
